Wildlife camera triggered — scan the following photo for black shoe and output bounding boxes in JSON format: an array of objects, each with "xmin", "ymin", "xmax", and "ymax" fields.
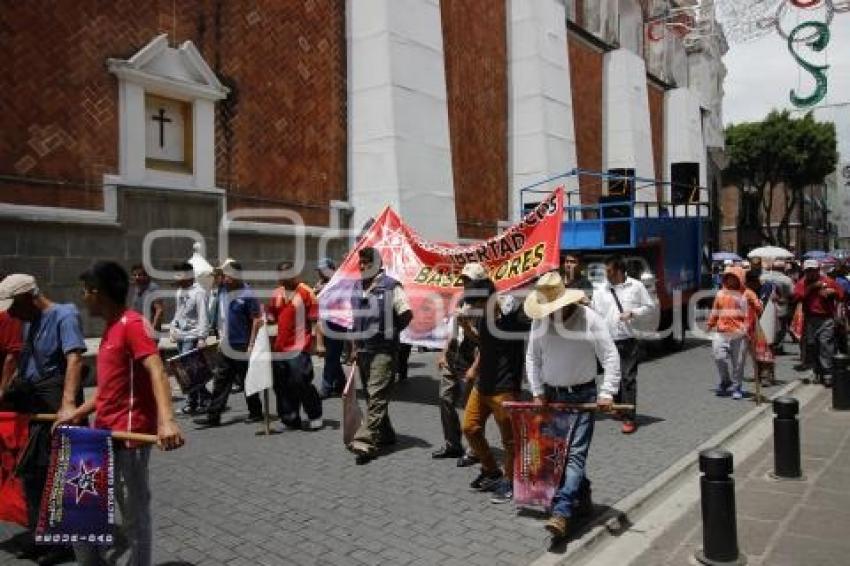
[
  {"xmin": 432, "ymin": 446, "xmax": 464, "ymax": 459},
  {"xmin": 794, "ymin": 363, "xmax": 811, "ymax": 372},
  {"xmin": 16, "ymin": 544, "xmax": 46, "ymax": 560},
  {"xmin": 243, "ymin": 414, "xmax": 264, "ymax": 424},
  {"xmin": 823, "ymin": 376, "xmax": 833, "ymax": 388},
  {"xmin": 281, "ymin": 418, "xmax": 303, "ymax": 430},
  {"xmin": 231, "ymin": 384, "xmax": 244, "ymax": 393},
  {"xmin": 457, "ymin": 453, "xmax": 479, "ymax": 467},
  {"xmin": 38, "ymin": 546, "xmax": 75, "ymax": 566},
  {"xmin": 194, "ymin": 416, "xmax": 221, "ymax": 427},
  {"xmin": 355, "ymin": 452, "xmax": 376, "ymax": 465},
  {"xmin": 180, "ymin": 404, "xmax": 198, "ymax": 415},
  {"xmin": 470, "ymin": 470, "xmax": 503, "ymax": 491}
]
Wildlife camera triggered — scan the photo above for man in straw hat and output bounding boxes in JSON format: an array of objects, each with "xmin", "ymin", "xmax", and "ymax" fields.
[{"xmin": 524, "ymin": 272, "xmax": 621, "ymax": 543}]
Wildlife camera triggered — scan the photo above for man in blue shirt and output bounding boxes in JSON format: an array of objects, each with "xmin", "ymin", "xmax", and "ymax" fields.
[
  {"xmin": 0, "ymin": 274, "xmax": 85, "ymax": 564},
  {"xmin": 196, "ymin": 261, "xmax": 264, "ymax": 427}
]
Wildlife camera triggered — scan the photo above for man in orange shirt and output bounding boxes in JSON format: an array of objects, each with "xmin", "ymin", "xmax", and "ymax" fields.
[
  {"xmin": 267, "ymin": 261, "xmax": 323, "ymax": 431},
  {"xmin": 706, "ymin": 266, "xmax": 761, "ymax": 399}
]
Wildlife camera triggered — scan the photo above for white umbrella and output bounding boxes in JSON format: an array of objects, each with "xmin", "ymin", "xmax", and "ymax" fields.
[{"xmin": 747, "ymin": 246, "xmax": 794, "ymax": 260}]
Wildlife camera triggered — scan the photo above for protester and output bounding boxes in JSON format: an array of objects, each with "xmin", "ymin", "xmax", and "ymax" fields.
[
  {"xmin": 0, "ymin": 274, "xmax": 23, "ymax": 395},
  {"xmin": 170, "ymin": 262, "xmax": 211, "ymax": 415},
  {"xmin": 56, "ymin": 261, "xmax": 184, "ymax": 566},
  {"xmin": 761, "ymin": 260, "xmax": 793, "ymax": 353},
  {"xmin": 129, "ymin": 264, "xmax": 164, "ymax": 332},
  {"xmin": 0, "ymin": 274, "xmax": 85, "ymax": 565},
  {"xmin": 745, "ymin": 268, "xmax": 773, "ymax": 385},
  {"xmin": 314, "ymin": 258, "xmax": 347, "ymax": 398},
  {"xmin": 462, "ymin": 275, "xmax": 530, "ymax": 504},
  {"xmin": 195, "ymin": 261, "xmax": 265, "ymax": 426},
  {"xmin": 793, "ymin": 259, "xmax": 844, "ymax": 386},
  {"xmin": 524, "ymin": 271, "xmax": 620, "ymax": 542},
  {"xmin": 206, "ymin": 266, "xmax": 225, "ymax": 339},
  {"xmin": 267, "ymin": 261, "xmax": 323, "ymax": 431},
  {"xmin": 590, "ymin": 255, "xmax": 655, "ymax": 433},
  {"xmin": 561, "ymin": 253, "xmax": 593, "ymax": 299},
  {"xmin": 347, "ymin": 247, "xmax": 412, "ymax": 464},
  {"xmin": 829, "ymin": 261, "xmax": 850, "ymax": 355},
  {"xmin": 706, "ymin": 266, "xmax": 759, "ymax": 399},
  {"xmin": 432, "ymin": 262, "xmax": 487, "ymax": 466}
]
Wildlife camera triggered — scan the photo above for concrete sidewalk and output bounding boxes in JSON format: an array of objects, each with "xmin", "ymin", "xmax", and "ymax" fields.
[{"xmin": 630, "ymin": 387, "xmax": 850, "ymax": 566}]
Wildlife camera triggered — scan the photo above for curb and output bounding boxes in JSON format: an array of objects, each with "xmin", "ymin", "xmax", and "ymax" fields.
[{"xmin": 529, "ymin": 377, "xmax": 805, "ymax": 566}]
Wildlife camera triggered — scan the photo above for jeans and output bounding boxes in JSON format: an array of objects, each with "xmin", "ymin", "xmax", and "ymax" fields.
[
  {"xmin": 547, "ymin": 384, "xmax": 596, "ymax": 519},
  {"xmin": 712, "ymin": 334, "xmax": 746, "ymax": 391},
  {"xmin": 462, "ymin": 387, "xmax": 516, "ymax": 481},
  {"xmin": 805, "ymin": 316, "xmax": 836, "ymax": 376},
  {"xmin": 273, "ymin": 352, "xmax": 322, "ymax": 424},
  {"xmin": 178, "ymin": 340, "xmax": 211, "ymax": 408},
  {"xmin": 439, "ymin": 372, "xmax": 472, "ymax": 451},
  {"xmin": 75, "ymin": 447, "xmax": 152, "ymax": 566},
  {"xmin": 320, "ymin": 322, "xmax": 347, "ymax": 395},
  {"xmin": 208, "ymin": 346, "xmax": 263, "ymax": 419},
  {"xmin": 352, "ymin": 352, "xmax": 396, "ymax": 454},
  {"xmin": 614, "ymin": 338, "xmax": 639, "ymax": 421}
]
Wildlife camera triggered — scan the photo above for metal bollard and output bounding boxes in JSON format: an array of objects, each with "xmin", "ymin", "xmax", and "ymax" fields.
[
  {"xmin": 771, "ymin": 397, "xmax": 802, "ymax": 480},
  {"xmin": 695, "ymin": 449, "xmax": 746, "ymax": 566},
  {"xmin": 833, "ymin": 354, "xmax": 850, "ymax": 411}
]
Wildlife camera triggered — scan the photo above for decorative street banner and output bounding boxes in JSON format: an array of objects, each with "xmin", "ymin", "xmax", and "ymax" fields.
[
  {"xmin": 36, "ymin": 427, "xmax": 114, "ymax": 545},
  {"xmin": 320, "ymin": 187, "xmax": 564, "ymax": 348},
  {"xmin": 0, "ymin": 412, "xmax": 29, "ymax": 526},
  {"xmin": 504, "ymin": 402, "xmax": 576, "ymax": 509}
]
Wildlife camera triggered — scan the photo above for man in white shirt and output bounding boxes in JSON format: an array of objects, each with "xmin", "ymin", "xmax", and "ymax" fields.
[
  {"xmin": 525, "ymin": 271, "xmax": 621, "ymax": 543},
  {"xmin": 590, "ymin": 255, "xmax": 655, "ymax": 434},
  {"xmin": 170, "ymin": 262, "xmax": 210, "ymax": 414}
]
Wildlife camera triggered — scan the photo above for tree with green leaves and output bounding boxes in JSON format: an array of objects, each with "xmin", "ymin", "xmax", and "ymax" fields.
[{"xmin": 725, "ymin": 110, "xmax": 837, "ymax": 248}]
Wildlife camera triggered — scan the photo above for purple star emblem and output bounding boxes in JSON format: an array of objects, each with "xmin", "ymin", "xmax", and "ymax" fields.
[{"xmin": 65, "ymin": 461, "xmax": 100, "ymax": 504}]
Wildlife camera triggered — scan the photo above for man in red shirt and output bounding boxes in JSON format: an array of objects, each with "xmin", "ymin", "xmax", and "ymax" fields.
[
  {"xmin": 792, "ymin": 259, "xmax": 844, "ymax": 386},
  {"xmin": 267, "ymin": 261, "xmax": 323, "ymax": 431},
  {"xmin": 57, "ymin": 261, "xmax": 184, "ymax": 566},
  {"xmin": 0, "ymin": 274, "xmax": 23, "ymax": 398}
]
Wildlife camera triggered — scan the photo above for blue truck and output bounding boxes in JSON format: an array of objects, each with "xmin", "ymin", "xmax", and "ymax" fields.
[{"xmin": 522, "ymin": 170, "xmax": 712, "ymax": 351}]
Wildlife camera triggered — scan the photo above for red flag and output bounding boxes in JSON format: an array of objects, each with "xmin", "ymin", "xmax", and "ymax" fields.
[{"xmin": 0, "ymin": 412, "xmax": 30, "ymax": 526}]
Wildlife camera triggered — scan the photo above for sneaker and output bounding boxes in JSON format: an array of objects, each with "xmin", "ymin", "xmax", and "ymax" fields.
[
  {"xmin": 490, "ymin": 479, "xmax": 514, "ymax": 504},
  {"xmin": 355, "ymin": 452, "xmax": 376, "ymax": 465},
  {"xmin": 432, "ymin": 445, "xmax": 464, "ymax": 459},
  {"xmin": 470, "ymin": 470, "xmax": 503, "ymax": 491},
  {"xmin": 180, "ymin": 404, "xmax": 198, "ymax": 415},
  {"xmin": 457, "ymin": 453, "xmax": 480, "ymax": 468},
  {"xmin": 715, "ymin": 383, "xmax": 732, "ymax": 397},
  {"xmin": 193, "ymin": 415, "xmax": 221, "ymax": 427},
  {"xmin": 731, "ymin": 389, "xmax": 743, "ymax": 400},
  {"xmin": 243, "ymin": 414, "xmax": 264, "ymax": 424},
  {"xmin": 307, "ymin": 418, "xmax": 324, "ymax": 431},
  {"xmin": 281, "ymin": 418, "xmax": 303, "ymax": 430}
]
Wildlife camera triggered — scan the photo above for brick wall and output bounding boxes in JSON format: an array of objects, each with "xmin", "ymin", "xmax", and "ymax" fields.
[
  {"xmin": 441, "ymin": 0, "xmax": 508, "ymax": 239},
  {"xmin": 647, "ymin": 81, "xmax": 665, "ymax": 201},
  {"xmin": 568, "ymin": 33, "xmax": 605, "ymax": 204},
  {"xmin": 0, "ymin": 0, "xmax": 347, "ymax": 228}
]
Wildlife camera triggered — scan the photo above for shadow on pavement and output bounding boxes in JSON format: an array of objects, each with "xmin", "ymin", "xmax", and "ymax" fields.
[{"xmin": 0, "ymin": 531, "xmax": 29, "ymax": 560}]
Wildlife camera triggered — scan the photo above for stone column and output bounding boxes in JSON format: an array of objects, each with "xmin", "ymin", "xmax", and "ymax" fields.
[{"xmin": 347, "ymin": 0, "xmax": 457, "ymax": 241}]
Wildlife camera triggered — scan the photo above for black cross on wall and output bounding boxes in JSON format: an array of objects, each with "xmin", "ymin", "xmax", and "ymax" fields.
[{"xmin": 151, "ymin": 108, "xmax": 172, "ymax": 148}]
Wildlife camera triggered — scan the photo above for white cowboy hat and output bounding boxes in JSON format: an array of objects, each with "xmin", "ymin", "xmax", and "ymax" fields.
[{"xmin": 523, "ymin": 272, "xmax": 586, "ymax": 320}]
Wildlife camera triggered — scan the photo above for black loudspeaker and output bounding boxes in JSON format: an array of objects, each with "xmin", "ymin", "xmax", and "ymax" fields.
[
  {"xmin": 671, "ymin": 162, "xmax": 700, "ymax": 204},
  {"xmin": 604, "ymin": 221, "xmax": 631, "ymax": 246},
  {"xmin": 607, "ymin": 168, "xmax": 635, "ymax": 199}
]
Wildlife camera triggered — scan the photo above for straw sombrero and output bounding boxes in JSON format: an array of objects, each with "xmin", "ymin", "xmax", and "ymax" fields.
[{"xmin": 523, "ymin": 272, "xmax": 586, "ymax": 320}]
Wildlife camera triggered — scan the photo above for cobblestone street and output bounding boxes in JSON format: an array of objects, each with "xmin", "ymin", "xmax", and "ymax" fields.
[{"xmin": 1, "ymin": 340, "xmax": 800, "ymax": 565}]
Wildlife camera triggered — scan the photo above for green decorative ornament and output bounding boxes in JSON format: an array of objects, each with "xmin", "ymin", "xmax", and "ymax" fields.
[{"xmin": 788, "ymin": 21, "xmax": 830, "ymax": 108}]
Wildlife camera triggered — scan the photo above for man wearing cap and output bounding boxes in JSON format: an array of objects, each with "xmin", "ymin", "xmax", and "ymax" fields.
[
  {"xmin": 348, "ymin": 247, "xmax": 412, "ymax": 464},
  {"xmin": 524, "ymin": 271, "xmax": 621, "ymax": 543},
  {"xmin": 0, "ymin": 274, "xmax": 85, "ymax": 564},
  {"xmin": 590, "ymin": 255, "xmax": 655, "ymax": 434},
  {"xmin": 196, "ymin": 261, "xmax": 265, "ymax": 426},
  {"xmin": 169, "ymin": 262, "xmax": 210, "ymax": 415},
  {"xmin": 0, "ymin": 274, "xmax": 23, "ymax": 398},
  {"xmin": 431, "ymin": 262, "xmax": 486, "ymax": 465},
  {"xmin": 793, "ymin": 259, "xmax": 844, "ymax": 386}
]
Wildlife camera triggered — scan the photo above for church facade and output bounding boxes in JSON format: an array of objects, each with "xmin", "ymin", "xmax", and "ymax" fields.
[{"xmin": 0, "ymin": 0, "xmax": 726, "ymax": 303}]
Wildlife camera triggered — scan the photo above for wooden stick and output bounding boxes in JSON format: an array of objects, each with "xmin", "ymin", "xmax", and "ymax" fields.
[
  {"xmin": 502, "ymin": 402, "xmax": 635, "ymax": 413},
  {"xmin": 30, "ymin": 414, "xmax": 158, "ymax": 444},
  {"xmin": 263, "ymin": 389, "xmax": 271, "ymax": 436}
]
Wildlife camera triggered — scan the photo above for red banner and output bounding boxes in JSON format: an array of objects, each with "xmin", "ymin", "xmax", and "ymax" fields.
[
  {"xmin": 320, "ymin": 188, "xmax": 563, "ymax": 347},
  {"xmin": 0, "ymin": 412, "xmax": 30, "ymax": 526},
  {"xmin": 504, "ymin": 402, "xmax": 576, "ymax": 509}
]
